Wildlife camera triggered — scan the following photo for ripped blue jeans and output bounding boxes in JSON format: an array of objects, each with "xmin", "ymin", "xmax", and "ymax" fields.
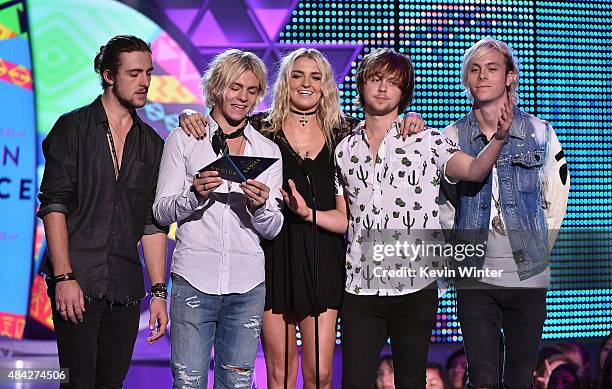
[{"xmin": 170, "ymin": 273, "xmax": 265, "ymax": 389}]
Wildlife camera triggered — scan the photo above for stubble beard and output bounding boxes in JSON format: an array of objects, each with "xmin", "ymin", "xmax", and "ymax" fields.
[{"xmin": 112, "ymin": 85, "xmax": 146, "ymax": 111}]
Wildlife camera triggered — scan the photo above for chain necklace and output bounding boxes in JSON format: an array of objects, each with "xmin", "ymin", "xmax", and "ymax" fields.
[
  {"xmin": 226, "ymin": 135, "xmax": 246, "ymax": 191},
  {"xmin": 109, "ymin": 123, "xmax": 125, "ymax": 145},
  {"xmin": 106, "ymin": 123, "xmax": 124, "ymax": 179},
  {"xmin": 285, "ymin": 126, "xmax": 315, "ymax": 159},
  {"xmin": 491, "ymin": 175, "xmax": 506, "ymax": 236}
]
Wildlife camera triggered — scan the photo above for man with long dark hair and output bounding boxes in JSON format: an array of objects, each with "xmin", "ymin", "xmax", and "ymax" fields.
[{"xmin": 37, "ymin": 35, "xmax": 168, "ymax": 388}]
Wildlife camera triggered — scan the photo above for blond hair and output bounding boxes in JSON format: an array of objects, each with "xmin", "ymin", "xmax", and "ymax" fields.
[
  {"xmin": 200, "ymin": 49, "xmax": 266, "ymax": 110},
  {"xmin": 461, "ymin": 38, "xmax": 520, "ymax": 102},
  {"xmin": 263, "ymin": 48, "xmax": 343, "ymax": 151}
]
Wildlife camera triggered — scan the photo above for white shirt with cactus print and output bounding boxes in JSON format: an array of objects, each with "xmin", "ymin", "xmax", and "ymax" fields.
[{"xmin": 335, "ymin": 119, "xmax": 460, "ymax": 296}]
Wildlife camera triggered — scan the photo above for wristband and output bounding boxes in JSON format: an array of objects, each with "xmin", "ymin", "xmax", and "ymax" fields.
[
  {"xmin": 151, "ymin": 283, "xmax": 167, "ymax": 292},
  {"xmin": 54, "ymin": 272, "xmax": 76, "ymax": 283},
  {"xmin": 150, "ymin": 283, "xmax": 168, "ymax": 300}
]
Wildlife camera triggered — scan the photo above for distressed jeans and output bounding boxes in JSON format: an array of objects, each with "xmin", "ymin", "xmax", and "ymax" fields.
[{"xmin": 170, "ymin": 273, "xmax": 265, "ymax": 389}]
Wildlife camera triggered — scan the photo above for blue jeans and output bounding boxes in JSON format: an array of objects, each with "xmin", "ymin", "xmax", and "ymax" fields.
[{"xmin": 170, "ymin": 274, "xmax": 265, "ymax": 389}]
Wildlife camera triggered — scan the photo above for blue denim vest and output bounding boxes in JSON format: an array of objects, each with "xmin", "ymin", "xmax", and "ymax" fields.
[{"xmin": 452, "ymin": 107, "xmax": 549, "ymax": 280}]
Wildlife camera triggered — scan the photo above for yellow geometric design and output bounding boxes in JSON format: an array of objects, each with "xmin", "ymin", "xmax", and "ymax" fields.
[
  {"xmin": 8, "ymin": 65, "xmax": 31, "ymax": 86},
  {"xmin": 0, "ymin": 59, "xmax": 7, "ymax": 77},
  {"xmin": 0, "ymin": 22, "xmax": 17, "ymax": 40},
  {"xmin": 168, "ymin": 222, "xmax": 177, "ymax": 241},
  {"xmin": 148, "ymin": 75, "xmax": 199, "ymax": 104}
]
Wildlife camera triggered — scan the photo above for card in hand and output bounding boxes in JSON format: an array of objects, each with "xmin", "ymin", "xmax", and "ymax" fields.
[{"xmin": 198, "ymin": 155, "xmax": 278, "ymax": 183}]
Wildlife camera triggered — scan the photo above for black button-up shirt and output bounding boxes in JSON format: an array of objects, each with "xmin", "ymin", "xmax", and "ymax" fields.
[{"xmin": 37, "ymin": 96, "xmax": 166, "ymax": 303}]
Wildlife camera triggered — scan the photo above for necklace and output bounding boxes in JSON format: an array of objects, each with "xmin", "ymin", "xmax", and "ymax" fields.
[
  {"xmin": 227, "ymin": 135, "xmax": 246, "ymax": 191},
  {"xmin": 285, "ymin": 127, "xmax": 316, "ymax": 159},
  {"xmin": 108, "ymin": 123, "xmax": 125, "ymax": 145},
  {"xmin": 491, "ymin": 187, "xmax": 506, "ymax": 236},
  {"xmin": 106, "ymin": 123, "xmax": 125, "ymax": 179},
  {"xmin": 289, "ymin": 108, "xmax": 318, "ymax": 127}
]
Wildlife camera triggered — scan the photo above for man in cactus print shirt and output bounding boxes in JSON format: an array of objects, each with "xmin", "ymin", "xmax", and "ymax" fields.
[
  {"xmin": 282, "ymin": 48, "xmax": 514, "ymax": 388},
  {"xmin": 336, "ymin": 120, "xmax": 461, "ymax": 296},
  {"xmin": 332, "ymin": 48, "xmax": 514, "ymax": 389}
]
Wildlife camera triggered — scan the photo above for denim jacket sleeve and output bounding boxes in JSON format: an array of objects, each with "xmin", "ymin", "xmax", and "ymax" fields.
[{"xmin": 541, "ymin": 122, "xmax": 570, "ymax": 252}]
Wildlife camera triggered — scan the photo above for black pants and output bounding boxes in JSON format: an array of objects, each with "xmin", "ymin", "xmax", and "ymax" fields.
[
  {"xmin": 340, "ymin": 288, "xmax": 439, "ymax": 389},
  {"xmin": 51, "ymin": 296, "xmax": 140, "ymax": 389},
  {"xmin": 456, "ymin": 286, "xmax": 547, "ymax": 389}
]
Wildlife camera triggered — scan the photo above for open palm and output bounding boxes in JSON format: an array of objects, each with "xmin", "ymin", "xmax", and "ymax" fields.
[{"xmin": 280, "ymin": 179, "xmax": 311, "ymax": 220}]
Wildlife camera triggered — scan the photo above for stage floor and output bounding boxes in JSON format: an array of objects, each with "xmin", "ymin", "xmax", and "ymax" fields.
[
  {"xmin": 1, "ymin": 335, "xmax": 600, "ymax": 388},
  {"xmin": 0, "ymin": 332, "xmax": 465, "ymax": 388}
]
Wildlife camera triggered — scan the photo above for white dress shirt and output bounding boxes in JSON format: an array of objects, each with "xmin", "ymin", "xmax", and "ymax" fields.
[{"xmin": 153, "ymin": 116, "xmax": 284, "ymax": 294}]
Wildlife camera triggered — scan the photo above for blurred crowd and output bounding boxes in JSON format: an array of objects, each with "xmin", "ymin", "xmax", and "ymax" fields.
[{"xmin": 375, "ymin": 333, "xmax": 612, "ymax": 389}]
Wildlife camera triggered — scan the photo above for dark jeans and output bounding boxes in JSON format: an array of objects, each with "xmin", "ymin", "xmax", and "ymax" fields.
[
  {"xmin": 51, "ymin": 295, "xmax": 140, "ymax": 389},
  {"xmin": 456, "ymin": 286, "xmax": 547, "ymax": 389},
  {"xmin": 341, "ymin": 287, "xmax": 439, "ymax": 389}
]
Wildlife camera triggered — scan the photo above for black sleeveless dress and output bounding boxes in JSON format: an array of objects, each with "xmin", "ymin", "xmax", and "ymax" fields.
[
  {"xmin": 250, "ymin": 112, "xmax": 359, "ymax": 316},
  {"xmin": 263, "ymin": 132, "xmax": 346, "ymax": 316}
]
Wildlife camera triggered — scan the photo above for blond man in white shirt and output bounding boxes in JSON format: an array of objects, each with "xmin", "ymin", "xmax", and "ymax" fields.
[{"xmin": 153, "ymin": 49, "xmax": 283, "ymax": 389}]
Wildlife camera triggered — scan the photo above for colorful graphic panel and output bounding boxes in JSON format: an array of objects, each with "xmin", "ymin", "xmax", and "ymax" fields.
[{"xmin": 0, "ymin": 0, "xmax": 35, "ymax": 339}]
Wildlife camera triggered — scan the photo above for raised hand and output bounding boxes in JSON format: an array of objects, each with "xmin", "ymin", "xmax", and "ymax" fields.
[
  {"xmin": 495, "ymin": 94, "xmax": 514, "ymax": 141},
  {"xmin": 280, "ymin": 179, "xmax": 312, "ymax": 220}
]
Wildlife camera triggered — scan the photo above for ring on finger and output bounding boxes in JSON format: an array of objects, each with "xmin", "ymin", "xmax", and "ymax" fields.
[{"xmin": 256, "ymin": 189, "xmax": 262, "ymax": 197}]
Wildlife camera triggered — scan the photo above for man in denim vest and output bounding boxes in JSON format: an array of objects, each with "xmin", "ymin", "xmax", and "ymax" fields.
[{"xmin": 440, "ymin": 38, "xmax": 570, "ymax": 389}]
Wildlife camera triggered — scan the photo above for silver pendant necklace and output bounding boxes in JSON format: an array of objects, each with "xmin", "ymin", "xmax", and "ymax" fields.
[{"xmin": 491, "ymin": 188, "xmax": 506, "ymax": 236}]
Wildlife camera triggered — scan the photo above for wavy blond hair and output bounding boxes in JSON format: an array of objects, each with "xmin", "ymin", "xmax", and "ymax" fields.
[
  {"xmin": 200, "ymin": 49, "xmax": 267, "ymax": 110},
  {"xmin": 461, "ymin": 38, "xmax": 520, "ymax": 102},
  {"xmin": 263, "ymin": 48, "xmax": 343, "ymax": 151}
]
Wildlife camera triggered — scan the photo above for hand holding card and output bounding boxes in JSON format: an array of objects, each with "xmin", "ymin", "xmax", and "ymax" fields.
[
  {"xmin": 192, "ymin": 170, "xmax": 223, "ymax": 201},
  {"xmin": 198, "ymin": 155, "xmax": 278, "ymax": 183},
  {"xmin": 241, "ymin": 179, "xmax": 270, "ymax": 212}
]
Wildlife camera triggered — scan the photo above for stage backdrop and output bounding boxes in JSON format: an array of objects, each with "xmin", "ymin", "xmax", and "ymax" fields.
[{"xmin": 0, "ymin": 0, "xmax": 610, "ymax": 343}]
